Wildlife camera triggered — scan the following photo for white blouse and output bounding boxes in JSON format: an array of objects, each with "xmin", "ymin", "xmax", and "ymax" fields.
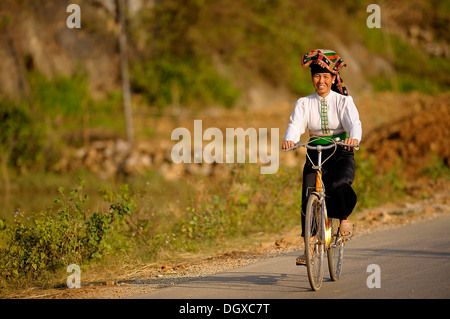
[{"xmin": 284, "ymin": 90, "xmax": 362, "ymax": 143}]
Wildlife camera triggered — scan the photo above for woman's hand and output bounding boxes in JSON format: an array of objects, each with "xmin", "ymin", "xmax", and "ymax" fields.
[
  {"xmin": 282, "ymin": 140, "xmax": 295, "ymax": 150},
  {"xmin": 343, "ymin": 137, "xmax": 359, "ymax": 150}
]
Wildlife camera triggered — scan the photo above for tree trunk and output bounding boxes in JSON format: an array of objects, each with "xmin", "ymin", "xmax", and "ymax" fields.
[{"xmin": 118, "ymin": 0, "xmax": 134, "ymax": 146}]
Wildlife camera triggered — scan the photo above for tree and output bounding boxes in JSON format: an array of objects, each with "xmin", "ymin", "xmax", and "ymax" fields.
[{"xmin": 118, "ymin": 0, "xmax": 134, "ymax": 145}]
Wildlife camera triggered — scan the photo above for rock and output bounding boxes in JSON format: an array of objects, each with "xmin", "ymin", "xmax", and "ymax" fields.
[
  {"xmin": 366, "ymin": 211, "xmax": 391, "ymax": 224},
  {"xmin": 161, "ymin": 265, "xmax": 172, "ymax": 271},
  {"xmin": 280, "ymin": 235, "xmax": 300, "ymax": 245},
  {"xmin": 275, "ymin": 235, "xmax": 300, "ymax": 248},
  {"xmin": 174, "ymin": 264, "xmax": 186, "ymax": 270},
  {"xmin": 274, "ymin": 240, "xmax": 287, "ymax": 248}
]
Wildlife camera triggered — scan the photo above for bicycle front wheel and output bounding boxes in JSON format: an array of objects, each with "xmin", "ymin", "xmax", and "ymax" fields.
[
  {"xmin": 327, "ymin": 218, "xmax": 344, "ymax": 281},
  {"xmin": 305, "ymin": 193, "xmax": 324, "ymax": 291}
]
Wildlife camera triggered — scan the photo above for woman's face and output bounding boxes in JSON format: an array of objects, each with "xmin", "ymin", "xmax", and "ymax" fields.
[{"xmin": 312, "ymin": 73, "xmax": 336, "ymax": 97}]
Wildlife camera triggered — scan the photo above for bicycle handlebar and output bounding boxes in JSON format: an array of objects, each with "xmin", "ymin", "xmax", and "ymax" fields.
[{"xmin": 283, "ymin": 137, "xmax": 359, "ymax": 152}]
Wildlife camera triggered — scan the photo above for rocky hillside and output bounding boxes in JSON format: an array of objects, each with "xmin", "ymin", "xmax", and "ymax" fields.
[{"xmin": 1, "ymin": 0, "xmax": 449, "ymax": 104}]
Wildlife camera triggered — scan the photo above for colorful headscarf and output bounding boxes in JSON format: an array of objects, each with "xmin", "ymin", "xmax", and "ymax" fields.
[{"xmin": 301, "ymin": 49, "xmax": 348, "ymax": 96}]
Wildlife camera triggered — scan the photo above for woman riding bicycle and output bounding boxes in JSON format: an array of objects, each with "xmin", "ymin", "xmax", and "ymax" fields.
[{"xmin": 281, "ymin": 49, "xmax": 362, "ymax": 265}]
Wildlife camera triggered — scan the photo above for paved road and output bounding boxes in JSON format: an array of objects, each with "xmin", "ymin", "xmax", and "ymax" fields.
[{"xmin": 132, "ymin": 215, "xmax": 450, "ymax": 299}]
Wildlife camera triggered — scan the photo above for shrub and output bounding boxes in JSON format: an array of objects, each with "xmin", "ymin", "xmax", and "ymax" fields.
[
  {"xmin": 0, "ymin": 183, "xmax": 135, "ymax": 281},
  {"xmin": 353, "ymin": 148, "xmax": 407, "ymax": 208}
]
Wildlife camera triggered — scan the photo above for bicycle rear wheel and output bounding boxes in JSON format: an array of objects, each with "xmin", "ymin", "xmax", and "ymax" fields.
[
  {"xmin": 305, "ymin": 193, "xmax": 324, "ymax": 291},
  {"xmin": 327, "ymin": 218, "xmax": 344, "ymax": 281}
]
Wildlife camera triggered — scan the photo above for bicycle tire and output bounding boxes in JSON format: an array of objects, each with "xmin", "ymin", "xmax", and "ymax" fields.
[
  {"xmin": 305, "ymin": 193, "xmax": 324, "ymax": 291},
  {"xmin": 327, "ymin": 218, "xmax": 344, "ymax": 281}
]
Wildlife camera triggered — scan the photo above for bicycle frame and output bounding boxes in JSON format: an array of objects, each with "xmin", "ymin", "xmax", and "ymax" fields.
[{"xmin": 310, "ymin": 146, "xmax": 331, "ymax": 246}]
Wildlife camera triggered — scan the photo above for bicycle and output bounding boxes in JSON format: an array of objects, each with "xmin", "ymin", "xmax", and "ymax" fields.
[{"xmin": 284, "ymin": 136, "xmax": 358, "ymax": 291}]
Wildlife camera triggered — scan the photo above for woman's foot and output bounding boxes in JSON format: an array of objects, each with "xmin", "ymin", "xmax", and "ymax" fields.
[
  {"xmin": 340, "ymin": 219, "xmax": 354, "ymax": 238},
  {"xmin": 296, "ymin": 237, "xmax": 315, "ymax": 266},
  {"xmin": 296, "ymin": 254, "xmax": 307, "ymax": 266}
]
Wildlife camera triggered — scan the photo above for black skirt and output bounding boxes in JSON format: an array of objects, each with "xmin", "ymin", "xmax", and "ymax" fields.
[{"xmin": 300, "ymin": 145, "xmax": 357, "ymax": 237}]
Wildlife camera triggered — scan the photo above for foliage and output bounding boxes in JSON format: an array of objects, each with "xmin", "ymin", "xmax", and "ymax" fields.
[
  {"xmin": 421, "ymin": 153, "xmax": 450, "ymax": 181},
  {"xmin": 132, "ymin": 57, "xmax": 240, "ymax": 109},
  {"xmin": 0, "ymin": 165, "xmax": 302, "ymax": 286},
  {"xmin": 113, "ymin": 164, "xmax": 302, "ymax": 257},
  {"xmin": 173, "ymin": 165, "xmax": 301, "ymax": 250},
  {"xmin": 0, "ymin": 182, "xmax": 134, "ymax": 281},
  {"xmin": 353, "ymin": 148, "xmax": 407, "ymax": 208},
  {"xmin": 129, "ymin": 0, "xmax": 319, "ymax": 109},
  {"xmin": 129, "ymin": 0, "xmax": 450, "ymax": 105},
  {"xmin": 27, "ymin": 71, "xmax": 88, "ymax": 117},
  {"xmin": 0, "ymin": 69, "xmax": 125, "ymax": 173},
  {"xmin": 360, "ymin": 21, "xmax": 450, "ymax": 94},
  {"xmin": 0, "ymin": 100, "xmax": 45, "ymax": 171}
]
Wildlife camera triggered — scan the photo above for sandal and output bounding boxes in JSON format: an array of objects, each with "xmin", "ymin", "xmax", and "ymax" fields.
[
  {"xmin": 340, "ymin": 220, "xmax": 354, "ymax": 238},
  {"xmin": 296, "ymin": 254, "xmax": 307, "ymax": 266},
  {"xmin": 296, "ymin": 237, "xmax": 315, "ymax": 266}
]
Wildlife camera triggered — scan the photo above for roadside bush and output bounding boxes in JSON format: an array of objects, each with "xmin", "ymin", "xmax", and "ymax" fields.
[
  {"xmin": 353, "ymin": 148, "xmax": 407, "ymax": 208},
  {"xmin": 0, "ymin": 183, "xmax": 135, "ymax": 281}
]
